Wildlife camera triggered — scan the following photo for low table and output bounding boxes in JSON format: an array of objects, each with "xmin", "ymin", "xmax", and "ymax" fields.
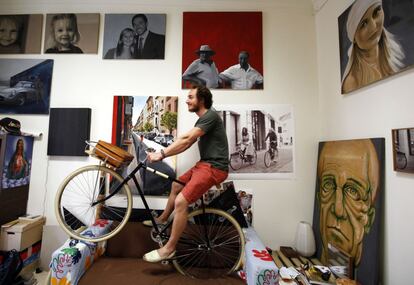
[{"xmin": 271, "ymin": 249, "xmax": 337, "ymax": 284}]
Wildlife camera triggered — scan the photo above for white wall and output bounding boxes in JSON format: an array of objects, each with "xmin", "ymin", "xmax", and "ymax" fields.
[
  {"xmin": 315, "ymin": 1, "xmax": 414, "ymax": 284},
  {"xmin": 1, "ymin": 0, "xmax": 319, "ymax": 268}
]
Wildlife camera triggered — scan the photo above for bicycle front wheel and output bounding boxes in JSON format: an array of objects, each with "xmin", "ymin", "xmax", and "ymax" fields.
[
  {"xmin": 173, "ymin": 208, "xmax": 245, "ymax": 279},
  {"xmin": 229, "ymin": 153, "xmax": 243, "ymax": 170},
  {"xmin": 396, "ymin": 152, "xmax": 407, "ymax": 170},
  {"xmin": 264, "ymin": 151, "xmax": 272, "ymax": 168},
  {"xmin": 55, "ymin": 165, "xmax": 132, "ymax": 242}
]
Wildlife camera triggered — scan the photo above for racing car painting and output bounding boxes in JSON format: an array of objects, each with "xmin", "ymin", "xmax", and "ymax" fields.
[
  {"xmin": 0, "ymin": 81, "xmax": 40, "ymax": 106},
  {"xmin": 0, "ymin": 59, "xmax": 54, "ymax": 114}
]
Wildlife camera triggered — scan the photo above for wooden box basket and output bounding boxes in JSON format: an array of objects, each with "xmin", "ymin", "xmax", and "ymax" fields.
[{"xmin": 91, "ymin": 140, "xmax": 134, "ymax": 168}]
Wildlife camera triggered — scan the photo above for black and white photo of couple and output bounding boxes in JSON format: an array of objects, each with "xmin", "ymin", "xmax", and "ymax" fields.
[{"xmin": 103, "ymin": 13, "xmax": 166, "ymax": 60}]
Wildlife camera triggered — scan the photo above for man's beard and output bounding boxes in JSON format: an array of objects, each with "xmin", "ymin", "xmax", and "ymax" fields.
[{"xmin": 189, "ymin": 104, "xmax": 200, "ymax": 113}]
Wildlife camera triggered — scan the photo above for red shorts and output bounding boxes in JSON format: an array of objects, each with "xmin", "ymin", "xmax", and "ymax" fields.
[{"xmin": 179, "ymin": 161, "xmax": 228, "ymax": 204}]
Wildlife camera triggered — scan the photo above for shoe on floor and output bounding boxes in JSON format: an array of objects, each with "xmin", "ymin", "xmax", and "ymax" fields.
[{"xmin": 143, "ymin": 249, "xmax": 176, "ymax": 263}]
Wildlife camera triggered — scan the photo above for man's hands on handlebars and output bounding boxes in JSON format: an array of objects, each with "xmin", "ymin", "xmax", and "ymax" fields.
[{"xmin": 146, "ymin": 149, "xmax": 163, "ymax": 163}]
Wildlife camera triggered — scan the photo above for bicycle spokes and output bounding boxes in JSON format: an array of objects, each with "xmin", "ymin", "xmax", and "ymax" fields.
[
  {"xmin": 56, "ymin": 165, "xmax": 132, "ymax": 242},
  {"xmin": 173, "ymin": 208, "xmax": 244, "ymax": 278}
]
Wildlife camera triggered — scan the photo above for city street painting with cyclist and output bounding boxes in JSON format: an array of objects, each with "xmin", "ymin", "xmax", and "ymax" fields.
[
  {"xmin": 215, "ymin": 104, "xmax": 295, "ymax": 179},
  {"xmin": 112, "ymin": 95, "xmax": 178, "ymax": 196},
  {"xmin": 392, "ymin": 127, "xmax": 414, "ymax": 173}
]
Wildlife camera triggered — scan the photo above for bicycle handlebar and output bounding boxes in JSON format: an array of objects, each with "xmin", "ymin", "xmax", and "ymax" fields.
[
  {"xmin": 138, "ymin": 148, "xmax": 186, "ymax": 186},
  {"xmin": 85, "ymin": 140, "xmax": 185, "ymax": 186}
]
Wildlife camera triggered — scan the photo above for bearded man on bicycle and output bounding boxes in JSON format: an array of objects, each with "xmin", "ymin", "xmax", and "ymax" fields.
[
  {"xmin": 143, "ymin": 83, "xmax": 229, "ymax": 263},
  {"xmin": 265, "ymin": 127, "xmax": 278, "ymax": 159}
]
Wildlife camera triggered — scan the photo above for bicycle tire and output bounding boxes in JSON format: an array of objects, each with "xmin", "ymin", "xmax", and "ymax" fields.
[
  {"xmin": 249, "ymin": 149, "xmax": 257, "ymax": 165},
  {"xmin": 173, "ymin": 208, "xmax": 245, "ymax": 279},
  {"xmin": 229, "ymin": 153, "xmax": 243, "ymax": 170},
  {"xmin": 264, "ymin": 150, "xmax": 272, "ymax": 168},
  {"xmin": 396, "ymin": 152, "xmax": 407, "ymax": 170},
  {"xmin": 55, "ymin": 165, "xmax": 132, "ymax": 242}
]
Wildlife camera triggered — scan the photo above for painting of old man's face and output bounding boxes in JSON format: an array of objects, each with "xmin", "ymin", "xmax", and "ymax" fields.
[{"xmin": 313, "ymin": 138, "xmax": 384, "ymax": 285}]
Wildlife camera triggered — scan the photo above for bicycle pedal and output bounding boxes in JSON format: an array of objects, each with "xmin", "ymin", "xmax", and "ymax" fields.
[{"xmin": 161, "ymin": 260, "xmax": 170, "ymax": 265}]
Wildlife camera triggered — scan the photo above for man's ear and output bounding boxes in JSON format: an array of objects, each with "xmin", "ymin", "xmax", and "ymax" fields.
[{"xmin": 364, "ymin": 207, "xmax": 375, "ymax": 234}]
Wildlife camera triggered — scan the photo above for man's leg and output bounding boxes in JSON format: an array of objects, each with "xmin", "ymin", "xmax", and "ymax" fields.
[
  {"xmin": 158, "ymin": 193, "xmax": 188, "ymax": 257},
  {"xmin": 144, "ymin": 162, "xmax": 227, "ymax": 261},
  {"xmin": 156, "ymin": 182, "xmax": 183, "ymax": 223}
]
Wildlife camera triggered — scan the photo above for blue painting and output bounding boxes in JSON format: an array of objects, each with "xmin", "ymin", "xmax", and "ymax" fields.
[
  {"xmin": 0, "ymin": 59, "xmax": 54, "ymax": 114},
  {"xmin": 2, "ymin": 135, "xmax": 34, "ymax": 189}
]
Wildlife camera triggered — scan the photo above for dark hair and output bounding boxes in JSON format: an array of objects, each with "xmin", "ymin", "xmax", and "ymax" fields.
[
  {"xmin": 191, "ymin": 83, "xmax": 213, "ymax": 109},
  {"xmin": 242, "ymin": 127, "xmax": 248, "ymax": 135},
  {"xmin": 116, "ymin": 28, "xmax": 134, "ymax": 57},
  {"xmin": 239, "ymin": 51, "xmax": 249, "ymax": 57},
  {"xmin": 132, "ymin": 14, "xmax": 148, "ymax": 26}
]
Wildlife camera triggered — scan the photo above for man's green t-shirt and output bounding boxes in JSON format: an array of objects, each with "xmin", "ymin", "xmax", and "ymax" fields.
[{"xmin": 195, "ymin": 108, "xmax": 229, "ymax": 171}]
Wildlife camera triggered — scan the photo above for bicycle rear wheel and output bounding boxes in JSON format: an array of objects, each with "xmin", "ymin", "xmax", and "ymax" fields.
[
  {"xmin": 173, "ymin": 208, "xmax": 245, "ymax": 279},
  {"xmin": 264, "ymin": 150, "xmax": 272, "ymax": 168},
  {"xmin": 55, "ymin": 165, "xmax": 132, "ymax": 242},
  {"xmin": 248, "ymin": 149, "xmax": 257, "ymax": 165},
  {"xmin": 229, "ymin": 153, "xmax": 243, "ymax": 170}
]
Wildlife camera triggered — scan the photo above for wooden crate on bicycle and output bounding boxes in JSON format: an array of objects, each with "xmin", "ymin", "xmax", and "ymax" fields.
[{"xmin": 93, "ymin": 140, "xmax": 134, "ymax": 168}]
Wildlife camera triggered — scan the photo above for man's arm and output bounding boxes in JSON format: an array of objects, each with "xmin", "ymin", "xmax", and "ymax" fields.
[
  {"xmin": 182, "ymin": 61, "xmax": 199, "ymax": 77},
  {"xmin": 182, "ymin": 60, "xmax": 207, "ymax": 85},
  {"xmin": 252, "ymin": 69, "xmax": 264, "ymax": 89},
  {"xmin": 147, "ymin": 127, "xmax": 205, "ymax": 162},
  {"xmin": 220, "ymin": 66, "xmax": 238, "ymax": 81}
]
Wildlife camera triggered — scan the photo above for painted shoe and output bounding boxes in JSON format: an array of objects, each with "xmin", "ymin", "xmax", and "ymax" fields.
[{"xmin": 143, "ymin": 249, "xmax": 176, "ymax": 263}]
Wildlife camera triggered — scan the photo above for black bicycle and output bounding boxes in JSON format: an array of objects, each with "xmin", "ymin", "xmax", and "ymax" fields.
[
  {"xmin": 55, "ymin": 141, "xmax": 245, "ymax": 279},
  {"xmin": 264, "ymin": 142, "xmax": 278, "ymax": 168},
  {"xmin": 229, "ymin": 143, "xmax": 257, "ymax": 170}
]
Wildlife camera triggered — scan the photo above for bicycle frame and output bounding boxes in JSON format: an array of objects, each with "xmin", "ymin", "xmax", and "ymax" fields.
[{"xmin": 91, "ymin": 161, "xmax": 212, "ymax": 249}]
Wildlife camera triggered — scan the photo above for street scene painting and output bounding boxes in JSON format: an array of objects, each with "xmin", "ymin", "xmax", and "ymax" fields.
[
  {"xmin": 112, "ymin": 95, "xmax": 178, "ymax": 196},
  {"xmin": 0, "ymin": 59, "xmax": 54, "ymax": 114},
  {"xmin": 392, "ymin": 127, "xmax": 414, "ymax": 173},
  {"xmin": 215, "ymin": 104, "xmax": 295, "ymax": 179}
]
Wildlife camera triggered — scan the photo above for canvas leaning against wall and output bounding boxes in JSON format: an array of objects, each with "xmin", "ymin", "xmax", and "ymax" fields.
[
  {"xmin": 103, "ymin": 14, "xmax": 166, "ymax": 60},
  {"xmin": 215, "ymin": 104, "xmax": 295, "ymax": 179},
  {"xmin": 182, "ymin": 12, "xmax": 263, "ymax": 90},
  {"xmin": 113, "ymin": 95, "xmax": 178, "ymax": 197},
  {"xmin": 0, "ymin": 14, "xmax": 43, "ymax": 54},
  {"xmin": 338, "ymin": 0, "xmax": 414, "ymax": 94},
  {"xmin": 0, "ymin": 59, "xmax": 54, "ymax": 114},
  {"xmin": 44, "ymin": 13, "xmax": 100, "ymax": 54},
  {"xmin": 312, "ymin": 138, "xmax": 385, "ymax": 285}
]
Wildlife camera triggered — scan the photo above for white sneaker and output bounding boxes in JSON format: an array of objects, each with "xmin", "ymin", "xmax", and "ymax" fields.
[{"xmin": 142, "ymin": 219, "xmax": 167, "ymax": 227}]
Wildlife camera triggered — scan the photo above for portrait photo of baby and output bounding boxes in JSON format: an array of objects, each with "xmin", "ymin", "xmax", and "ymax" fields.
[
  {"xmin": 0, "ymin": 14, "xmax": 43, "ymax": 54},
  {"xmin": 44, "ymin": 13, "xmax": 100, "ymax": 54}
]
